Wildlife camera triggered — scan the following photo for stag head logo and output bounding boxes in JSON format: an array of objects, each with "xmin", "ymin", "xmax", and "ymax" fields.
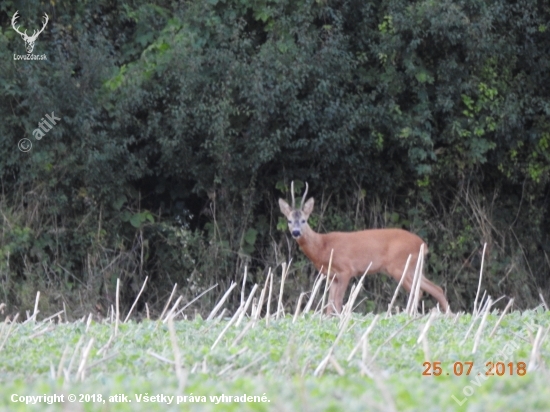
[{"xmin": 11, "ymin": 11, "xmax": 49, "ymax": 54}]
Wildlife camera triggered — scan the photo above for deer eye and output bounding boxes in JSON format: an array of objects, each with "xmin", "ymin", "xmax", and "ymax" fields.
[
  {"xmin": 288, "ymin": 220, "xmax": 292, "ymax": 224},
  {"xmin": 301, "ymin": 219, "xmax": 305, "ymax": 223}
]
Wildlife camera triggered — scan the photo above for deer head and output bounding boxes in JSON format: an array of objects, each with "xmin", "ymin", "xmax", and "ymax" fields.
[
  {"xmin": 12, "ymin": 11, "xmax": 49, "ymax": 54},
  {"xmin": 278, "ymin": 181, "xmax": 314, "ymax": 239}
]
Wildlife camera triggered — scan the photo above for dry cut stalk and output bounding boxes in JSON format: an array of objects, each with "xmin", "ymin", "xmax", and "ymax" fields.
[
  {"xmin": 477, "ymin": 290, "xmax": 488, "ymax": 317},
  {"xmin": 253, "ymin": 269, "xmax": 271, "ymax": 321},
  {"xmin": 292, "ymin": 292, "xmax": 306, "ymax": 324},
  {"xmin": 489, "ymin": 298, "xmax": 514, "ymax": 338},
  {"xmin": 460, "ymin": 314, "xmax": 480, "ymax": 347},
  {"xmin": 40, "ymin": 310, "xmax": 64, "ymax": 324},
  {"xmin": 159, "ymin": 283, "xmax": 178, "ymax": 320},
  {"xmin": 347, "ymin": 314, "xmax": 380, "ymax": 362},
  {"xmin": 473, "ymin": 242, "xmax": 488, "ymax": 317},
  {"xmin": 472, "ymin": 297, "xmax": 492, "ymax": 354},
  {"xmin": 328, "ymin": 355, "xmax": 345, "ymax": 376},
  {"xmin": 216, "ymin": 309, "xmax": 227, "ymax": 322},
  {"xmin": 417, "ymin": 310, "xmax": 437, "ymax": 344},
  {"xmin": 174, "ymin": 284, "xmax": 218, "ymax": 319},
  {"xmin": 527, "ymin": 326, "xmax": 545, "ymax": 371},
  {"xmin": 266, "ymin": 266, "xmax": 274, "ymax": 326},
  {"xmin": 461, "ymin": 294, "xmax": 491, "ymax": 345},
  {"xmin": 230, "ymin": 354, "xmax": 268, "ymax": 378},
  {"xmin": 406, "ymin": 245, "xmax": 424, "ymax": 316},
  {"xmin": 32, "ymin": 291, "xmax": 40, "ymax": 322},
  {"xmin": 368, "ymin": 318, "xmax": 419, "ymax": 366},
  {"xmin": 124, "ymin": 276, "xmax": 148, "ymax": 322},
  {"xmin": 303, "ymin": 272, "xmax": 324, "ymax": 314},
  {"xmin": 56, "ymin": 345, "xmax": 70, "ymax": 379},
  {"xmin": 23, "ymin": 292, "xmax": 41, "ymax": 324},
  {"xmin": 62, "ymin": 301, "xmax": 68, "ymax": 323},
  {"xmin": 339, "ymin": 264, "xmax": 371, "ymax": 328},
  {"xmin": 314, "ymin": 306, "xmax": 354, "ymax": 376},
  {"xmin": 211, "ymin": 306, "xmax": 242, "ymax": 350},
  {"xmin": 97, "ymin": 333, "xmax": 114, "ymax": 356},
  {"xmin": 147, "ymin": 350, "xmax": 176, "ymax": 365},
  {"xmin": 76, "ymin": 338, "xmax": 94, "ymax": 381},
  {"xmin": 66, "ymin": 336, "xmax": 84, "ymax": 381},
  {"xmin": 236, "ymin": 284, "xmax": 258, "ymax": 326},
  {"xmin": 411, "ymin": 245, "xmax": 425, "ymax": 316},
  {"xmin": 320, "ymin": 250, "xmax": 334, "ymax": 314},
  {"xmin": 207, "ymin": 281, "xmax": 237, "ymax": 321},
  {"xmin": 240, "ymin": 266, "xmax": 248, "ymax": 307},
  {"xmin": 0, "ymin": 313, "xmax": 20, "ymax": 352},
  {"xmin": 115, "ymin": 278, "xmax": 120, "ymax": 336},
  {"xmin": 421, "ymin": 331, "xmax": 430, "ymax": 362},
  {"xmin": 167, "ymin": 316, "xmax": 187, "ymax": 391},
  {"xmin": 231, "ymin": 321, "xmax": 254, "ymax": 347},
  {"xmin": 539, "ymin": 292, "xmax": 549, "ymax": 311},
  {"xmin": 162, "ymin": 296, "xmax": 183, "ymax": 323},
  {"xmin": 28, "ymin": 325, "xmax": 54, "ymax": 339},
  {"xmin": 84, "ymin": 352, "xmax": 119, "ymax": 374},
  {"xmin": 277, "ymin": 261, "xmax": 291, "ymax": 319},
  {"xmin": 317, "ymin": 276, "xmax": 336, "ymax": 315},
  {"xmin": 386, "ymin": 254, "xmax": 412, "ymax": 318},
  {"xmin": 85, "ymin": 313, "xmax": 93, "ymax": 333}
]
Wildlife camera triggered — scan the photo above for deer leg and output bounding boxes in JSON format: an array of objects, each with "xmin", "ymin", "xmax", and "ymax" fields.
[
  {"xmin": 327, "ymin": 277, "xmax": 338, "ymax": 315},
  {"xmin": 400, "ymin": 272, "xmax": 413, "ymax": 295},
  {"xmin": 396, "ymin": 266, "xmax": 427, "ymax": 311},
  {"xmin": 399, "ymin": 274, "xmax": 416, "ymax": 310},
  {"xmin": 335, "ymin": 276, "xmax": 350, "ymax": 313},
  {"xmin": 420, "ymin": 277, "xmax": 450, "ymax": 312},
  {"xmin": 326, "ymin": 275, "xmax": 350, "ymax": 315},
  {"xmin": 401, "ymin": 273, "xmax": 412, "ymax": 292}
]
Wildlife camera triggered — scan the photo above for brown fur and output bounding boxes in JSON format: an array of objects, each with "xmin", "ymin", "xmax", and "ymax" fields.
[{"xmin": 279, "ymin": 194, "xmax": 449, "ymax": 314}]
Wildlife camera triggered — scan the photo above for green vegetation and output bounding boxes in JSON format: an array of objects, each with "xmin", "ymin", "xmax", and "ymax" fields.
[
  {"xmin": 2, "ymin": 1, "xmax": 549, "ymax": 408},
  {"xmin": 0, "ymin": 307, "xmax": 549, "ymax": 411},
  {"xmin": 1, "ymin": 1, "xmax": 550, "ymax": 318}
]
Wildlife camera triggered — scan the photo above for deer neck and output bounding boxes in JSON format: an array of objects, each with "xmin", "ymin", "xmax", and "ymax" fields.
[{"xmin": 296, "ymin": 225, "xmax": 324, "ymax": 267}]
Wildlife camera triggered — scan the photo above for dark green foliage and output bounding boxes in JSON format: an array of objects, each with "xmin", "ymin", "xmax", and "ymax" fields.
[{"xmin": 0, "ymin": 0, "xmax": 549, "ymax": 316}]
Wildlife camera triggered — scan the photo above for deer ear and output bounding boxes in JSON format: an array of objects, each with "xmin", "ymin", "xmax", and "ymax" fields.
[
  {"xmin": 278, "ymin": 198, "xmax": 292, "ymax": 217},
  {"xmin": 302, "ymin": 198, "xmax": 314, "ymax": 217}
]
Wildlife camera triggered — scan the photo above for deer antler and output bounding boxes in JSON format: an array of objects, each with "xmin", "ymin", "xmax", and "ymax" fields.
[
  {"xmin": 289, "ymin": 181, "xmax": 308, "ymax": 209},
  {"xmin": 301, "ymin": 182, "xmax": 308, "ymax": 209}
]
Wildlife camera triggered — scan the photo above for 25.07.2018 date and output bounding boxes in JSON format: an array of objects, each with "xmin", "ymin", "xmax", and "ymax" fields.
[{"xmin": 422, "ymin": 361, "xmax": 526, "ymax": 377}]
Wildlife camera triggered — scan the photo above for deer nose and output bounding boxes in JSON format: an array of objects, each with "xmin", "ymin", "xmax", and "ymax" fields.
[{"xmin": 291, "ymin": 230, "xmax": 301, "ymax": 238}]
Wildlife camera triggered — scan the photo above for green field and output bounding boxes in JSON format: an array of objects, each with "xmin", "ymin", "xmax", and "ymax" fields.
[{"xmin": 1, "ymin": 305, "xmax": 549, "ymax": 411}]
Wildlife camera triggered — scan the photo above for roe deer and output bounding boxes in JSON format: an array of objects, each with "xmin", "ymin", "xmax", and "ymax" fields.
[{"xmin": 278, "ymin": 182, "xmax": 449, "ymax": 314}]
